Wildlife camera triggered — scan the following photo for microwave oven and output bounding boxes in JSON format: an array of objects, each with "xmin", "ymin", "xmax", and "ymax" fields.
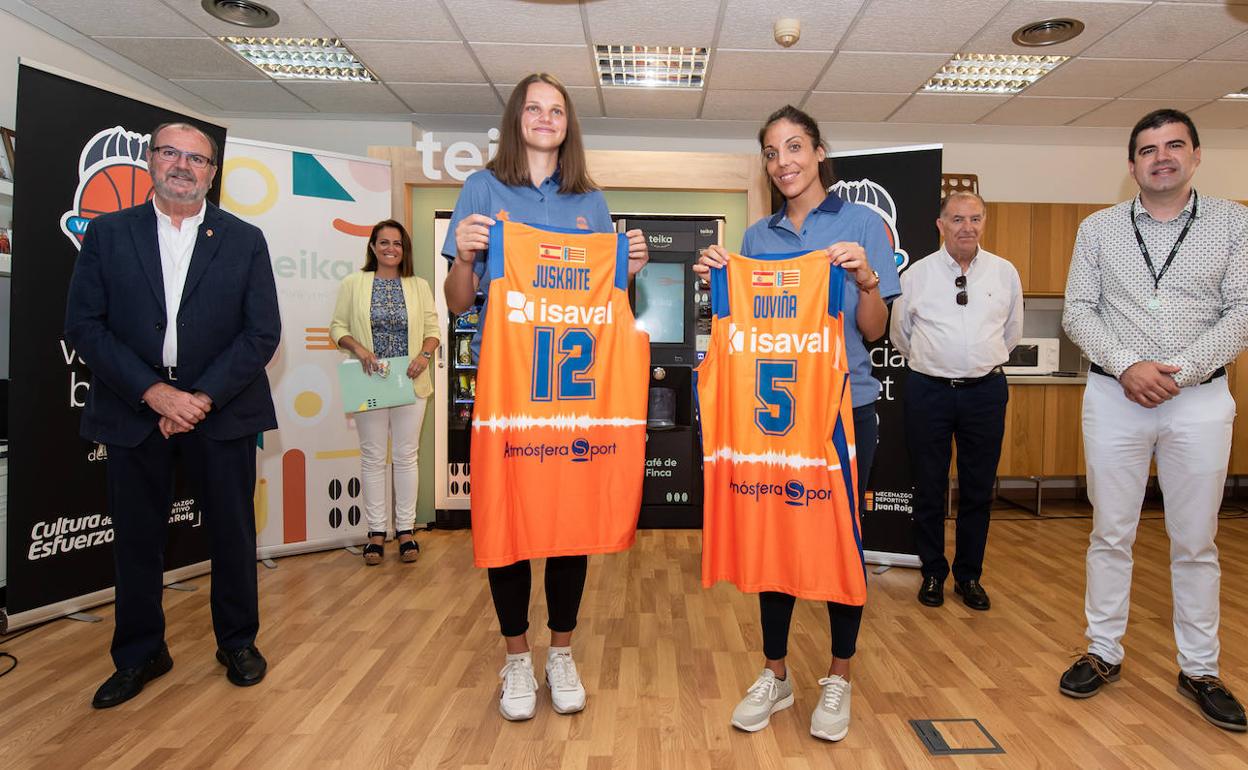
[{"xmin": 1004, "ymin": 338, "xmax": 1060, "ymax": 375}]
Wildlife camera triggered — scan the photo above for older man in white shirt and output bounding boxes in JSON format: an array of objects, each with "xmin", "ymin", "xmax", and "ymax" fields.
[{"xmin": 890, "ymin": 191, "xmax": 1023, "ymax": 611}]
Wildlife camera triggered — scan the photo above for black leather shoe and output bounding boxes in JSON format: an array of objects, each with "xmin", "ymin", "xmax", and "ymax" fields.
[
  {"xmin": 91, "ymin": 646, "xmax": 173, "ymax": 709},
  {"xmin": 1178, "ymin": 672, "xmax": 1248, "ymax": 732},
  {"xmin": 917, "ymin": 575, "xmax": 944, "ymax": 607},
  {"xmin": 216, "ymin": 645, "xmax": 267, "ymax": 687},
  {"xmin": 954, "ymin": 579, "xmax": 991, "ymax": 611},
  {"xmin": 1059, "ymin": 653, "xmax": 1121, "ymax": 698}
]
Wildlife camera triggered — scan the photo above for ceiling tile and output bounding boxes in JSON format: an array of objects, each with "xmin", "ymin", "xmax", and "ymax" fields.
[
  {"xmin": 1187, "ymin": 99, "xmax": 1248, "ymax": 129},
  {"xmin": 302, "ymin": 0, "xmax": 460, "ymax": 41},
  {"xmin": 602, "ymin": 88, "xmax": 702, "ymax": 119},
  {"xmin": 1023, "ymin": 58, "xmax": 1181, "ymax": 98},
  {"xmin": 391, "ymin": 83, "xmax": 502, "ymax": 114},
  {"xmin": 280, "ymin": 82, "xmax": 412, "ymax": 114},
  {"xmin": 1126, "ymin": 61, "xmax": 1248, "ymax": 100},
  {"xmin": 96, "ymin": 37, "xmax": 262, "ymax": 79},
  {"xmin": 495, "ymin": 83, "xmax": 604, "ymax": 118},
  {"xmin": 700, "ymin": 90, "xmax": 807, "ymax": 120},
  {"xmin": 1200, "ymin": 31, "xmax": 1248, "ymax": 62},
  {"xmin": 960, "ymin": 1, "xmax": 1149, "ymax": 57},
  {"xmin": 346, "ymin": 41, "xmax": 484, "ymax": 83},
  {"xmin": 170, "ymin": 79, "xmax": 315, "ymax": 112},
  {"xmin": 586, "ymin": 0, "xmax": 722, "ymax": 47},
  {"xmin": 27, "ymin": 0, "xmax": 204, "ymax": 36},
  {"xmin": 1069, "ymin": 98, "xmax": 1212, "ymax": 127},
  {"xmin": 449, "ymin": 0, "xmax": 586, "ymax": 44},
  {"xmin": 708, "ymin": 49, "xmax": 831, "ymax": 90},
  {"xmin": 717, "ymin": 0, "xmax": 864, "ymax": 50},
  {"xmin": 888, "ymin": 93, "xmax": 1012, "ymax": 123},
  {"xmin": 838, "ymin": 0, "xmax": 1011, "ymax": 53},
  {"xmin": 164, "ymin": 0, "xmax": 333, "ymax": 37},
  {"xmin": 471, "ymin": 44, "xmax": 596, "ymax": 87},
  {"xmin": 816, "ymin": 52, "xmax": 948, "ymax": 93},
  {"xmin": 804, "ymin": 92, "xmax": 910, "ymax": 123},
  {"xmin": 1081, "ymin": 4, "xmax": 1247, "ymax": 59},
  {"xmin": 977, "ymin": 96, "xmax": 1109, "ymax": 125}
]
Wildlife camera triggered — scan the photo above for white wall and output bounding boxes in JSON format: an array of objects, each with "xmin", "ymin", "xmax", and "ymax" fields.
[{"xmin": 222, "ymin": 117, "xmax": 414, "ymax": 158}]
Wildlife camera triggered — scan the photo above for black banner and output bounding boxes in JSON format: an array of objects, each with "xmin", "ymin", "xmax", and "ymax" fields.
[
  {"xmin": 5, "ymin": 65, "xmax": 226, "ymax": 620},
  {"xmin": 829, "ymin": 146, "xmax": 943, "ymax": 561}
]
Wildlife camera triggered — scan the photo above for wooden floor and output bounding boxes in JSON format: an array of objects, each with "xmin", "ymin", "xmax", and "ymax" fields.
[{"xmin": 2, "ymin": 506, "xmax": 1247, "ymax": 769}]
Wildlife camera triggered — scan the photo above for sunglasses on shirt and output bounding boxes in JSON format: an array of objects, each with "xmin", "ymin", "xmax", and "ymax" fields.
[{"xmin": 955, "ymin": 274, "xmax": 968, "ymax": 306}]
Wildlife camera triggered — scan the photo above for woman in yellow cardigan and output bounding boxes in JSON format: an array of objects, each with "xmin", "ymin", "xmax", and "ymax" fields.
[{"xmin": 330, "ymin": 219, "xmax": 440, "ymax": 564}]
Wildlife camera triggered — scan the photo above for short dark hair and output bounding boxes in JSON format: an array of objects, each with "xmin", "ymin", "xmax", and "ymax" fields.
[
  {"xmin": 150, "ymin": 121, "xmax": 220, "ymax": 165},
  {"xmin": 363, "ymin": 219, "xmax": 414, "ymax": 278},
  {"xmin": 939, "ymin": 190, "xmax": 986, "ymax": 216},
  {"xmin": 1128, "ymin": 109, "xmax": 1199, "ymax": 160}
]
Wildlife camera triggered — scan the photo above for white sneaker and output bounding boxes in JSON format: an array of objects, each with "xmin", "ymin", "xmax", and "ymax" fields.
[
  {"xmin": 731, "ymin": 669, "xmax": 794, "ymax": 732},
  {"xmin": 498, "ymin": 654, "xmax": 538, "ymax": 721},
  {"xmin": 545, "ymin": 648, "xmax": 587, "ymax": 714},
  {"xmin": 810, "ymin": 675, "xmax": 851, "ymax": 741}
]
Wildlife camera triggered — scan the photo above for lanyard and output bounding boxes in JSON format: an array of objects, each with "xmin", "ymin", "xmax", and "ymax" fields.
[{"xmin": 1130, "ymin": 190, "xmax": 1198, "ymax": 293}]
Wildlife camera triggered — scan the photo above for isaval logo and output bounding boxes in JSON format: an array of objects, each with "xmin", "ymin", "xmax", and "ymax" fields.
[
  {"xmin": 830, "ymin": 179, "xmax": 911, "ymax": 273},
  {"xmin": 60, "ymin": 126, "xmax": 153, "ymax": 250},
  {"xmin": 727, "ymin": 321, "xmax": 831, "ymax": 355},
  {"xmin": 505, "ymin": 290, "xmax": 613, "ymax": 326}
]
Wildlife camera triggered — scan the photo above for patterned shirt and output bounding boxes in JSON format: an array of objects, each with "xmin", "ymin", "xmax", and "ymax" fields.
[
  {"xmin": 370, "ymin": 277, "xmax": 409, "ymax": 358},
  {"xmin": 1063, "ymin": 191, "xmax": 1248, "ymax": 388}
]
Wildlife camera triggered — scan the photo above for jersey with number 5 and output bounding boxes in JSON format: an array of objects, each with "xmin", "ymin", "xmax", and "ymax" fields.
[
  {"xmin": 696, "ymin": 251, "xmax": 865, "ymax": 603},
  {"xmin": 471, "ymin": 220, "xmax": 650, "ymax": 567}
]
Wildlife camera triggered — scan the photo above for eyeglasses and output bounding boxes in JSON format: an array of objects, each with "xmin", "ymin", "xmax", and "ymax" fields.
[
  {"xmin": 150, "ymin": 145, "xmax": 215, "ymax": 169},
  {"xmin": 955, "ymin": 274, "xmax": 968, "ymax": 306}
]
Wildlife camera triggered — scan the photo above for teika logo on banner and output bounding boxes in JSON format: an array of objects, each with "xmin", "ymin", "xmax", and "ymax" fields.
[{"xmin": 60, "ymin": 126, "xmax": 154, "ymax": 250}]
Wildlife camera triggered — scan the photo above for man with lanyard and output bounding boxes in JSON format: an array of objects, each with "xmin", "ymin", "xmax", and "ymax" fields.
[
  {"xmin": 890, "ymin": 191, "xmax": 1022, "ymax": 612},
  {"xmin": 1060, "ymin": 109, "xmax": 1248, "ymax": 732}
]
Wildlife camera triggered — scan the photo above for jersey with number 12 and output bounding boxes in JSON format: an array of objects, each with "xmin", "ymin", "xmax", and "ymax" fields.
[
  {"xmin": 696, "ymin": 251, "xmax": 865, "ymax": 604},
  {"xmin": 471, "ymin": 220, "xmax": 650, "ymax": 568}
]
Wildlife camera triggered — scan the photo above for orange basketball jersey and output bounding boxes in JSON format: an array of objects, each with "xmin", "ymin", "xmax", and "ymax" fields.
[
  {"xmin": 471, "ymin": 220, "xmax": 650, "ymax": 567},
  {"xmin": 696, "ymin": 251, "xmax": 865, "ymax": 604}
]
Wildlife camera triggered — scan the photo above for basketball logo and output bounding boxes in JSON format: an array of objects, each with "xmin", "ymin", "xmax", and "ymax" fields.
[{"xmin": 60, "ymin": 126, "xmax": 153, "ymax": 250}]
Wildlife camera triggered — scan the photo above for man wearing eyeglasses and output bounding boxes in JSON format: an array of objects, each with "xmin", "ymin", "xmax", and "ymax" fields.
[
  {"xmin": 65, "ymin": 122, "xmax": 281, "ymax": 708},
  {"xmin": 889, "ymin": 191, "xmax": 1023, "ymax": 612},
  {"xmin": 1059, "ymin": 109, "xmax": 1247, "ymax": 732}
]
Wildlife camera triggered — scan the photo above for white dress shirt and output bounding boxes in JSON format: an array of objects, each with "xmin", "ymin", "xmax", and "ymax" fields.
[
  {"xmin": 890, "ymin": 245, "xmax": 1024, "ymax": 379},
  {"xmin": 154, "ymin": 200, "xmax": 206, "ymax": 366}
]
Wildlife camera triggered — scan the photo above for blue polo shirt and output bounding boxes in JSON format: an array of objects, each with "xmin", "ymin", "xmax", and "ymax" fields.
[
  {"xmin": 441, "ymin": 169, "xmax": 613, "ymax": 358},
  {"xmin": 740, "ymin": 194, "xmax": 901, "ymax": 407}
]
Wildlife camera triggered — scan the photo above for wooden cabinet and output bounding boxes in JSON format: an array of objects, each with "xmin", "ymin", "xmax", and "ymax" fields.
[
  {"xmin": 998, "ymin": 385, "xmax": 1047, "ymax": 476},
  {"xmin": 1043, "ymin": 385, "xmax": 1085, "ymax": 476},
  {"xmin": 981, "ymin": 202, "xmax": 1032, "ymax": 288},
  {"xmin": 1229, "ymin": 360, "xmax": 1248, "ymax": 475}
]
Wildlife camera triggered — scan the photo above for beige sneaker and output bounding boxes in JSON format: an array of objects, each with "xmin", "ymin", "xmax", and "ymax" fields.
[
  {"xmin": 731, "ymin": 670, "xmax": 794, "ymax": 732},
  {"xmin": 810, "ymin": 675, "xmax": 850, "ymax": 741}
]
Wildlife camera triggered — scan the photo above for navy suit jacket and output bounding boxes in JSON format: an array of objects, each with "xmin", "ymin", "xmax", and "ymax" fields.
[{"xmin": 65, "ymin": 201, "xmax": 281, "ymax": 448}]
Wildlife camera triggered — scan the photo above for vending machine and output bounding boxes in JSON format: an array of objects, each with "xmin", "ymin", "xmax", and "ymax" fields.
[{"xmin": 432, "ymin": 212, "xmax": 723, "ymax": 529}]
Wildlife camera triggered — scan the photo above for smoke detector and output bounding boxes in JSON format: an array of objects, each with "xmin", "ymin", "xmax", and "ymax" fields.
[{"xmin": 774, "ymin": 18, "xmax": 800, "ymax": 48}]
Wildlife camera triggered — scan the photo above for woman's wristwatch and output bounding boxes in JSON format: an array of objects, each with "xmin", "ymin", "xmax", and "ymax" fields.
[
  {"xmin": 857, "ymin": 270, "xmax": 881, "ymax": 292},
  {"xmin": 419, "ymin": 350, "xmax": 433, "ymax": 360}
]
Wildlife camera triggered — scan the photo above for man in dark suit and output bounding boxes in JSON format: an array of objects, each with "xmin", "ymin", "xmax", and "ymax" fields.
[{"xmin": 65, "ymin": 122, "xmax": 280, "ymax": 709}]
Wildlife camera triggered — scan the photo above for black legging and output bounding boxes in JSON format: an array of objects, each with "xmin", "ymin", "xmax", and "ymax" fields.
[
  {"xmin": 759, "ymin": 592, "xmax": 864, "ymax": 660},
  {"xmin": 487, "ymin": 556, "xmax": 588, "ymax": 637}
]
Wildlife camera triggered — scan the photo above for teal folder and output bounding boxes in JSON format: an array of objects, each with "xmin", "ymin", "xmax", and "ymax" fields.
[{"xmin": 337, "ymin": 356, "xmax": 417, "ymax": 413}]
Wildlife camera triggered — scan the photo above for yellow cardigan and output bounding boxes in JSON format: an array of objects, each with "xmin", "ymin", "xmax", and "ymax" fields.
[{"xmin": 329, "ymin": 271, "xmax": 441, "ymax": 398}]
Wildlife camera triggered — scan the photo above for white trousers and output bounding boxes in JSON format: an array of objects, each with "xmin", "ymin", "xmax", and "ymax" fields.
[
  {"xmin": 354, "ymin": 399, "xmax": 427, "ymax": 533},
  {"xmin": 1082, "ymin": 372, "xmax": 1233, "ymax": 676}
]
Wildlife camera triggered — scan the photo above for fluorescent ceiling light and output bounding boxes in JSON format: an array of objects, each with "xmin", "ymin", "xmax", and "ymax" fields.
[
  {"xmin": 221, "ymin": 37, "xmax": 376, "ymax": 82},
  {"xmin": 596, "ymin": 45, "xmax": 708, "ymax": 89},
  {"xmin": 1224, "ymin": 90, "xmax": 1248, "ymax": 100},
  {"xmin": 922, "ymin": 53, "xmax": 1068, "ymax": 95}
]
